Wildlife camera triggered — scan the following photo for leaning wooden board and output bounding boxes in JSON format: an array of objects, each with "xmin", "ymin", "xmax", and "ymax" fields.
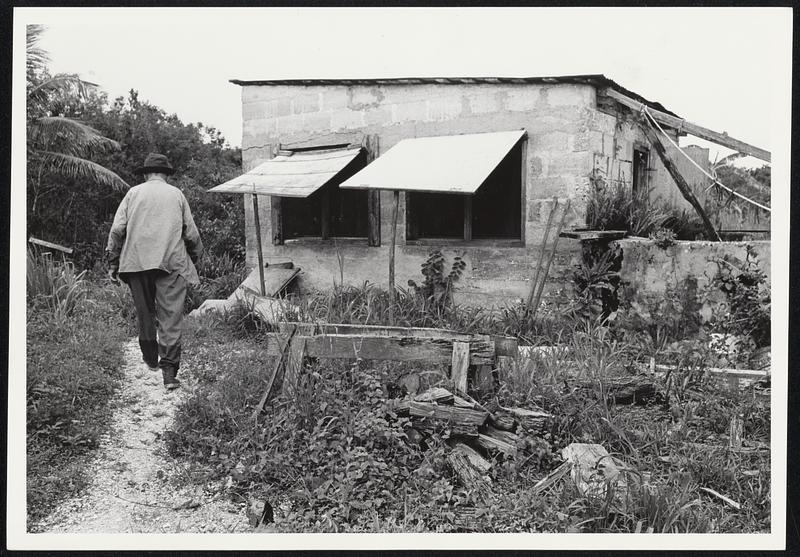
[
  {"xmin": 261, "ymin": 333, "xmax": 495, "ymax": 365},
  {"xmin": 240, "ymin": 265, "xmax": 301, "ymax": 297}
]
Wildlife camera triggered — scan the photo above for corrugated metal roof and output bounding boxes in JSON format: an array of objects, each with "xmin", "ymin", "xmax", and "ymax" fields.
[
  {"xmin": 339, "ymin": 130, "xmax": 525, "ymax": 194},
  {"xmin": 210, "ymin": 147, "xmax": 362, "ymax": 197},
  {"xmin": 229, "ymin": 74, "xmax": 678, "ymax": 118}
]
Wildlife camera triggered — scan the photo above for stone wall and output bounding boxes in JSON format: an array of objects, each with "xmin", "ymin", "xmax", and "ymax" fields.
[{"xmin": 616, "ymin": 238, "xmax": 771, "ymax": 320}]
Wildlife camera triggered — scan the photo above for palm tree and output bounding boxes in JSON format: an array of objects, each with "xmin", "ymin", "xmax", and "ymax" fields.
[{"xmin": 27, "ymin": 25, "xmax": 128, "ymax": 212}]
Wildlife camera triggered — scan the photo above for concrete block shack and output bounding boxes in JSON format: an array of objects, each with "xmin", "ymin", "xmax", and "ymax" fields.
[{"xmin": 219, "ymin": 75, "xmax": 767, "ymax": 307}]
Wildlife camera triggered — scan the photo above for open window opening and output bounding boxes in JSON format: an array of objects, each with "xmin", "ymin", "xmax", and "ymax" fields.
[
  {"xmin": 282, "ymin": 150, "xmax": 369, "ymax": 239},
  {"xmin": 406, "ymin": 139, "xmax": 523, "ymax": 241}
]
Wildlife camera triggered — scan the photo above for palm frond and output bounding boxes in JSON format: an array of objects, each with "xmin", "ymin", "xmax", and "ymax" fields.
[
  {"xmin": 28, "ymin": 74, "xmax": 98, "ymax": 105},
  {"xmin": 29, "ymin": 116, "xmax": 121, "ymax": 155},
  {"xmin": 27, "ymin": 28, "xmax": 49, "ymax": 73},
  {"xmin": 34, "ymin": 151, "xmax": 130, "ymax": 192}
]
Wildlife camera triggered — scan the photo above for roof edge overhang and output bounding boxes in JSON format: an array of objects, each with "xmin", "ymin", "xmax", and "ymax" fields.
[{"xmin": 229, "ymin": 74, "xmax": 679, "ymax": 118}]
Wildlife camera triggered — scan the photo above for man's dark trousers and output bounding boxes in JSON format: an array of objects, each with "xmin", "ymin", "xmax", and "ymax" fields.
[{"xmin": 124, "ymin": 269, "xmax": 187, "ymax": 384}]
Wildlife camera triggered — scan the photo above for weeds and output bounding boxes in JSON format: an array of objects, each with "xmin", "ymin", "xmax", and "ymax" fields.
[{"xmin": 27, "ymin": 277, "xmax": 133, "ymax": 527}]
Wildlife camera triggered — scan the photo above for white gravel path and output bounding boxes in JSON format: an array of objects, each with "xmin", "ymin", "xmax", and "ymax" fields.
[{"xmin": 31, "ymin": 338, "xmax": 251, "ymax": 533}]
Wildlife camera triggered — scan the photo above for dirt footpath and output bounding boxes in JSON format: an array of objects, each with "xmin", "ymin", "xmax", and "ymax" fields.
[{"xmin": 31, "ymin": 338, "xmax": 250, "ymax": 534}]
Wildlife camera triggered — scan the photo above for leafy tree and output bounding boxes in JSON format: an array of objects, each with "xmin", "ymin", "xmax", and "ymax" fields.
[
  {"xmin": 26, "ymin": 25, "xmax": 244, "ymax": 268},
  {"xmin": 26, "ymin": 24, "xmax": 128, "ymax": 216}
]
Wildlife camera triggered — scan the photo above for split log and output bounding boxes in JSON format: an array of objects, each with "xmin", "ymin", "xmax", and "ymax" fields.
[
  {"xmin": 475, "ymin": 425, "xmax": 519, "ymax": 457},
  {"xmin": 488, "ymin": 412, "xmax": 517, "ymax": 432},
  {"xmin": 504, "ymin": 407, "xmax": 552, "ymax": 434},
  {"xmin": 446, "ymin": 443, "xmax": 492, "ymax": 503},
  {"xmin": 408, "ymin": 401, "xmax": 489, "ymax": 436},
  {"xmin": 578, "ymin": 377, "xmax": 658, "ymax": 405}
]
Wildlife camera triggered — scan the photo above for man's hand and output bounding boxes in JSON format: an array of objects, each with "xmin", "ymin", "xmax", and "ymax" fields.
[{"xmin": 108, "ymin": 268, "xmax": 119, "ymax": 284}]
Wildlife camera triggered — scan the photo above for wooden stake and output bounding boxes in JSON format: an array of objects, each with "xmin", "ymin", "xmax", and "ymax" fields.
[
  {"xmin": 388, "ymin": 190, "xmax": 400, "ymax": 325},
  {"xmin": 530, "ymin": 199, "xmax": 571, "ymax": 318},
  {"xmin": 640, "ymin": 122, "xmax": 722, "ymax": 242},
  {"xmin": 251, "ymin": 194, "xmax": 266, "ymax": 296}
]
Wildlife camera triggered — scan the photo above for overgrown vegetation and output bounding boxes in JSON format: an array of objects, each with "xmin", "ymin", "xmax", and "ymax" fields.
[
  {"xmin": 165, "ymin": 247, "xmax": 770, "ymax": 533},
  {"xmin": 27, "ymin": 251, "xmax": 136, "ymax": 525}
]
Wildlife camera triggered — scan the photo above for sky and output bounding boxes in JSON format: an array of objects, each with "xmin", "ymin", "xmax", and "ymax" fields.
[{"xmin": 27, "ymin": 7, "xmax": 791, "ymax": 165}]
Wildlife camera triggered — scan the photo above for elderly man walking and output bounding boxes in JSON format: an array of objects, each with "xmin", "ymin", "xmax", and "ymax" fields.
[{"xmin": 107, "ymin": 153, "xmax": 203, "ymax": 390}]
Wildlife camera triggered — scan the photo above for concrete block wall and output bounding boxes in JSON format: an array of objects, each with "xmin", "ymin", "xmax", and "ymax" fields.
[{"xmin": 238, "ymin": 82, "xmax": 603, "ymax": 306}]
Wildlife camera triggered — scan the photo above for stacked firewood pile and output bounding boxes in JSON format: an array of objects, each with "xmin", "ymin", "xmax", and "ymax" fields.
[{"xmin": 388, "ymin": 386, "xmax": 553, "ymax": 505}]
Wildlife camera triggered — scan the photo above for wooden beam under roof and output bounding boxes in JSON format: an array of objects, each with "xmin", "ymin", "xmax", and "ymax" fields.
[{"xmin": 601, "ymin": 88, "xmax": 771, "ymax": 163}]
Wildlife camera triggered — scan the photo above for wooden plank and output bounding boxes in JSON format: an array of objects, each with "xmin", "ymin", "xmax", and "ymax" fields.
[
  {"xmin": 451, "ymin": 341, "xmax": 470, "ymax": 393},
  {"xmin": 641, "ymin": 123, "xmax": 722, "ymax": 242},
  {"xmin": 28, "ymin": 236, "xmax": 73, "ymax": 254},
  {"xmin": 240, "ymin": 266, "xmax": 301, "ymax": 298},
  {"xmin": 261, "ymin": 333, "xmax": 495, "ymax": 364},
  {"xmin": 602, "ymin": 87, "xmax": 771, "ymax": 162},
  {"xmin": 251, "ymin": 327, "xmax": 296, "ymax": 418},
  {"xmin": 251, "ymin": 194, "xmax": 266, "ymax": 295},
  {"xmin": 274, "ymin": 322, "xmax": 516, "ymax": 358},
  {"xmin": 388, "ymin": 190, "xmax": 400, "ymax": 324},
  {"xmin": 559, "ymin": 229, "xmax": 627, "ymax": 241}
]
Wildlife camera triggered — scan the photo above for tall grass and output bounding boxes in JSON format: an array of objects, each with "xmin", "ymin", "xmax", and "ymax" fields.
[{"xmin": 27, "ymin": 248, "xmax": 87, "ymax": 319}]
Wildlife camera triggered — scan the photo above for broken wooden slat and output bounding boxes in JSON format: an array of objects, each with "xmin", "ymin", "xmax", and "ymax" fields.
[
  {"xmin": 261, "ymin": 334, "xmax": 495, "ymax": 364},
  {"xmin": 240, "ymin": 266, "xmax": 301, "ymax": 298},
  {"xmin": 251, "ymin": 194, "xmax": 267, "ymax": 295},
  {"xmin": 28, "ymin": 236, "xmax": 74, "ymax": 254},
  {"xmin": 602, "ymin": 87, "xmax": 771, "ymax": 162},
  {"xmin": 446, "ymin": 443, "xmax": 492, "ymax": 503},
  {"xmin": 532, "ymin": 460, "xmax": 571, "ymax": 495},
  {"xmin": 699, "ymin": 487, "xmax": 742, "ymax": 510},
  {"xmin": 251, "ymin": 327, "xmax": 296, "ymax": 419},
  {"xmin": 451, "ymin": 341, "xmax": 470, "ymax": 393}
]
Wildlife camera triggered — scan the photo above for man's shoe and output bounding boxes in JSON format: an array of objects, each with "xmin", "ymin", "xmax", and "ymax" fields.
[
  {"xmin": 165, "ymin": 380, "xmax": 181, "ymax": 391},
  {"xmin": 142, "ymin": 358, "xmax": 159, "ymax": 371}
]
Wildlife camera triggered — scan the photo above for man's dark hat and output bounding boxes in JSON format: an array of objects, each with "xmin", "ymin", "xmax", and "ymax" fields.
[{"xmin": 135, "ymin": 153, "xmax": 175, "ymax": 175}]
